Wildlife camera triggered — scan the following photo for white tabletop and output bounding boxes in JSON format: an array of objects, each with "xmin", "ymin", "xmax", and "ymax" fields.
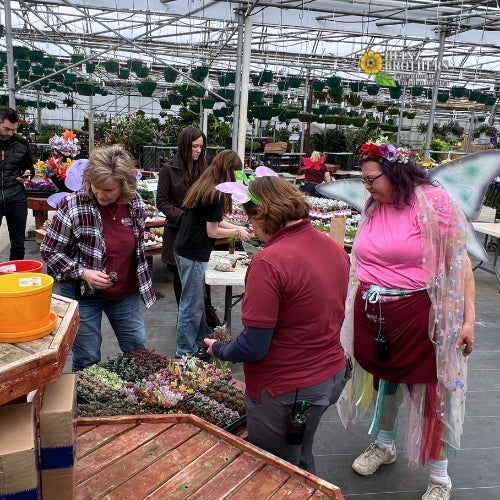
[
  {"xmin": 472, "ymin": 222, "xmax": 500, "ymax": 239},
  {"xmin": 205, "ymin": 251, "xmax": 247, "ymax": 287}
]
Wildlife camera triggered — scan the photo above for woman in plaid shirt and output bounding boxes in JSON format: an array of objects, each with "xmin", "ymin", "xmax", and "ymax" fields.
[{"xmin": 41, "ymin": 144, "xmax": 155, "ymax": 371}]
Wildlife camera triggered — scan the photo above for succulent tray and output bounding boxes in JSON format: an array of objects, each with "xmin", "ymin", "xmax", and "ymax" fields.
[{"xmin": 76, "ymin": 348, "xmax": 246, "ymax": 433}]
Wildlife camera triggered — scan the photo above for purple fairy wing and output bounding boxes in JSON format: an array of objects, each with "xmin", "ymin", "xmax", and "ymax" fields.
[
  {"xmin": 47, "ymin": 192, "xmax": 71, "ymax": 208},
  {"xmin": 64, "ymin": 159, "xmax": 88, "ymax": 192},
  {"xmin": 216, "ymin": 182, "xmax": 250, "ymax": 203},
  {"xmin": 255, "ymin": 166, "xmax": 278, "ymax": 177}
]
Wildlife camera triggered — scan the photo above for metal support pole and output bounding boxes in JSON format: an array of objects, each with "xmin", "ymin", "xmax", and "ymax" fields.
[
  {"xmin": 4, "ymin": 0, "xmax": 16, "ymax": 108},
  {"xmin": 423, "ymin": 29, "xmax": 447, "ymax": 160},
  {"xmin": 237, "ymin": 15, "xmax": 252, "ymax": 163},
  {"xmin": 232, "ymin": 9, "xmax": 244, "ymax": 151}
]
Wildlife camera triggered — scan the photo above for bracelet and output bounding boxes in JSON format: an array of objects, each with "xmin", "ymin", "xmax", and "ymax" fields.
[{"xmin": 234, "ymin": 228, "xmax": 241, "ymax": 239}]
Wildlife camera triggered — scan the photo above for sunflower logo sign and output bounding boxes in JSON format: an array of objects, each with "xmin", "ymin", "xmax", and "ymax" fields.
[{"xmin": 360, "ymin": 50, "xmax": 396, "ymax": 88}]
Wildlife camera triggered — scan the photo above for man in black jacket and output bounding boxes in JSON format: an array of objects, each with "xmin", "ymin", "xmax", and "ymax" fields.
[{"xmin": 0, "ymin": 107, "xmax": 34, "ymax": 260}]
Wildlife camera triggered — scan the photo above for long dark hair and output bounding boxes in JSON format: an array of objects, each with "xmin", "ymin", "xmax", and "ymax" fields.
[
  {"xmin": 177, "ymin": 126, "xmax": 207, "ymax": 186},
  {"xmin": 362, "ymin": 156, "xmax": 431, "ymax": 211},
  {"xmin": 182, "ymin": 149, "xmax": 241, "ymax": 214}
]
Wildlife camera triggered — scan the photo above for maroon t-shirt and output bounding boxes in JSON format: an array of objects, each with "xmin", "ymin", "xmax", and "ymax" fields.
[
  {"xmin": 98, "ymin": 203, "xmax": 138, "ymax": 299},
  {"xmin": 241, "ymin": 219, "xmax": 350, "ymax": 400}
]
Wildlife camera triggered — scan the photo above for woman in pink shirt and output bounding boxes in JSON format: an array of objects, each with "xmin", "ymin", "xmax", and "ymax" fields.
[{"xmin": 341, "ymin": 140, "xmax": 475, "ymax": 500}]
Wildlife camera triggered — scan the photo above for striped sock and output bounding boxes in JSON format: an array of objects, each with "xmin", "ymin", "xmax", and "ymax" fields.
[
  {"xmin": 429, "ymin": 459, "xmax": 449, "ymax": 485},
  {"xmin": 376, "ymin": 429, "xmax": 395, "ymax": 451}
]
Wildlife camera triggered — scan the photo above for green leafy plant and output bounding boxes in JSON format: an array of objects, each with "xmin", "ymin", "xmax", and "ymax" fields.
[{"xmin": 228, "ymin": 235, "xmax": 239, "ymax": 248}]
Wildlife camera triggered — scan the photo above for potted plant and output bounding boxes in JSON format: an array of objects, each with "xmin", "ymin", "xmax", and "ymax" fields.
[{"xmin": 228, "ymin": 235, "xmax": 239, "ymax": 254}]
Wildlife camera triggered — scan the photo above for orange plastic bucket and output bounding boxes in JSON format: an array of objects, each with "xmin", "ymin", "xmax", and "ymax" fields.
[
  {"xmin": 0, "ymin": 260, "xmax": 44, "ymax": 275},
  {"xmin": 0, "ymin": 272, "xmax": 53, "ymax": 330}
]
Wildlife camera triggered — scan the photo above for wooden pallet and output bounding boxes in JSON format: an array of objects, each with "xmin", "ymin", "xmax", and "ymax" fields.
[
  {"xmin": 0, "ymin": 294, "xmax": 79, "ymax": 406},
  {"xmin": 76, "ymin": 414, "xmax": 344, "ymax": 499}
]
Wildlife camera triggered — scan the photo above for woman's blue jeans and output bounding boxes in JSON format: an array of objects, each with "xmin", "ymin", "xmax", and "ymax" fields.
[
  {"xmin": 58, "ymin": 283, "xmax": 147, "ymax": 371},
  {"xmin": 174, "ymin": 253, "xmax": 212, "ymax": 357}
]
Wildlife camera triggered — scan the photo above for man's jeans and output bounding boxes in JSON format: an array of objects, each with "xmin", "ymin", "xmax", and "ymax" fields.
[
  {"xmin": 174, "ymin": 253, "xmax": 212, "ymax": 357},
  {"xmin": 58, "ymin": 283, "xmax": 146, "ymax": 371},
  {"xmin": 0, "ymin": 199, "xmax": 28, "ymax": 260}
]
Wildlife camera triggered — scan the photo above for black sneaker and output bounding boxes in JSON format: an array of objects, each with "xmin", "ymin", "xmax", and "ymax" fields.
[{"xmin": 205, "ymin": 306, "xmax": 222, "ymax": 328}]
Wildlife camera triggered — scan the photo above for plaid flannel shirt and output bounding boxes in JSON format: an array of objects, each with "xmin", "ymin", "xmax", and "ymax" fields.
[{"xmin": 40, "ymin": 191, "xmax": 155, "ymax": 308}]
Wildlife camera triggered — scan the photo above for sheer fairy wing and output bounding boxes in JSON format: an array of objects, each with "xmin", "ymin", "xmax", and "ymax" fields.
[
  {"xmin": 316, "ymin": 179, "xmax": 368, "ymax": 213},
  {"xmin": 46, "ymin": 192, "xmax": 71, "ymax": 208},
  {"xmin": 255, "ymin": 165, "xmax": 278, "ymax": 177},
  {"xmin": 216, "ymin": 181, "xmax": 250, "ymax": 203},
  {"xmin": 428, "ymin": 150, "xmax": 500, "ymax": 220},
  {"xmin": 429, "ymin": 150, "xmax": 500, "ymax": 261},
  {"xmin": 64, "ymin": 159, "xmax": 88, "ymax": 192}
]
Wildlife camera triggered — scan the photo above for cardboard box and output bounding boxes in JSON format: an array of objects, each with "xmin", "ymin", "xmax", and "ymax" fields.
[
  {"xmin": 0, "ymin": 403, "xmax": 40, "ymax": 498},
  {"xmin": 39, "ymin": 374, "xmax": 76, "ymax": 500}
]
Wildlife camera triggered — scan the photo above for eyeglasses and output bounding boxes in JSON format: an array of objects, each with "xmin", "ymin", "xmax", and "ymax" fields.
[{"xmin": 361, "ymin": 172, "xmax": 384, "ymax": 185}]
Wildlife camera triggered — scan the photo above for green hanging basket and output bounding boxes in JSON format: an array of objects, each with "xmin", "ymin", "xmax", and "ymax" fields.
[
  {"xmin": 42, "ymin": 57, "xmax": 56, "ymax": 69},
  {"xmin": 218, "ymin": 72, "xmax": 236, "ymax": 86},
  {"xmin": 103, "ymin": 60, "xmax": 120, "ymax": 73},
  {"xmin": 189, "ymin": 102, "xmax": 201, "ymax": 113},
  {"xmin": 362, "ymin": 100, "xmax": 374, "ymax": 109},
  {"xmin": 16, "ymin": 59, "xmax": 31, "ymax": 70},
  {"xmin": 389, "ymin": 87, "xmax": 403, "ymax": 99},
  {"xmin": 164, "ymin": 67, "xmax": 178, "ymax": 83},
  {"xmin": 326, "ymin": 76, "xmax": 342, "ymax": 88},
  {"xmin": 277, "ymin": 80, "xmax": 290, "ymax": 91},
  {"xmin": 218, "ymin": 88, "xmax": 235, "ymax": 100},
  {"xmin": 28, "ymin": 49, "xmax": 44, "ymax": 63},
  {"xmin": 64, "ymin": 73, "xmax": 77, "ymax": 84},
  {"xmin": 476, "ymin": 93, "xmax": 488, "ymax": 104},
  {"xmin": 349, "ymin": 82, "xmax": 364, "ymax": 92},
  {"xmin": 259, "ymin": 70, "xmax": 273, "ymax": 83},
  {"xmin": 159, "ymin": 98, "xmax": 171, "ymax": 110},
  {"xmin": 71, "ymin": 54, "xmax": 85, "ymax": 65},
  {"xmin": 118, "ymin": 69, "xmax": 130, "ymax": 80},
  {"xmin": 272, "ymin": 93, "xmax": 284, "ymax": 104},
  {"xmin": 485, "ymin": 96, "xmax": 497, "ymax": 106},
  {"xmin": 468, "ymin": 91, "xmax": 480, "ymax": 101},
  {"xmin": 437, "ymin": 93, "xmax": 449, "ymax": 103},
  {"xmin": 13, "ymin": 46, "xmax": 30, "ymax": 59},
  {"xmin": 248, "ymin": 90, "xmax": 264, "ymax": 103},
  {"xmin": 287, "ymin": 77, "xmax": 302, "ymax": 88},
  {"xmin": 191, "ymin": 65, "xmax": 209, "ymax": 82},
  {"xmin": 410, "ymin": 86, "xmax": 425, "ymax": 97},
  {"xmin": 135, "ymin": 66, "xmax": 150, "ymax": 78},
  {"xmin": 376, "ymin": 104, "xmax": 388, "ymax": 112},
  {"xmin": 450, "ymin": 87, "xmax": 466, "ymax": 98},
  {"xmin": 312, "ymin": 80, "xmax": 325, "ymax": 91},
  {"xmin": 202, "ymin": 98, "xmax": 215, "ymax": 109},
  {"xmin": 85, "ymin": 62, "xmax": 96, "ymax": 74},
  {"xmin": 168, "ymin": 93, "xmax": 183, "ymax": 105},
  {"xmin": 138, "ymin": 80, "xmax": 157, "ymax": 97},
  {"xmin": 76, "ymin": 81, "xmax": 95, "ymax": 96},
  {"xmin": 251, "ymin": 75, "xmax": 264, "ymax": 86},
  {"xmin": 328, "ymin": 86, "xmax": 343, "ymax": 97},
  {"xmin": 127, "ymin": 59, "xmax": 142, "ymax": 72},
  {"xmin": 366, "ymin": 85, "xmax": 380, "ymax": 96},
  {"xmin": 297, "ymin": 112, "xmax": 313, "ymax": 123}
]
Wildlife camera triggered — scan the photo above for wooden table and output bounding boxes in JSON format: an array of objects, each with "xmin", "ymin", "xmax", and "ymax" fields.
[
  {"xmin": 205, "ymin": 251, "xmax": 247, "ymax": 331},
  {"xmin": 27, "ymin": 197, "xmax": 55, "ymax": 242},
  {"xmin": 472, "ymin": 221, "xmax": 500, "ymax": 291},
  {"xmin": 76, "ymin": 414, "xmax": 344, "ymax": 499},
  {"xmin": 0, "ymin": 294, "xmax": 79, "ymax": 406}
]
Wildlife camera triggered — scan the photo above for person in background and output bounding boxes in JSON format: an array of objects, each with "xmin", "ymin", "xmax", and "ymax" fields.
[
  {"xmin": 40, "ymin": 144, "xmax": 155, "ymax": 371},
  {"xmin": 174, "ymin": 149, "xmax": 252, "ymax": 359},
  {"xmin": 339, "ymin": 139, "xmax": 475, "ymax": 500},
  {"xmin": 0, "ymin": 107, "xmax": 35, "ymax": 260},
  {"xmin": 205, "ymin": 176, "xmax": 351, "ymax": 474},
  {"xmin": 156, "ymin": 125, "xmax": 221, "ymax": 328},
  {"xmin": 299, "ymin": 150, "xmax": 331, "ymax": 196}
]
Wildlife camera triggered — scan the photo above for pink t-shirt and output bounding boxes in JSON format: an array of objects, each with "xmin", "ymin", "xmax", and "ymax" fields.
[{"xmin": 354, "ymin": 185, "xmax": 454, "ymax": 289}]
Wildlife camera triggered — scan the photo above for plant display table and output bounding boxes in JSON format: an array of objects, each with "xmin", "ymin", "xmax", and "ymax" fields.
[
  {"xmin": 0, "ymin": 294, "xmax": 79, "ymax": 406},
  {"xmin": 76, "ymin": 414, "xmax": 345, "ymax": 499}
]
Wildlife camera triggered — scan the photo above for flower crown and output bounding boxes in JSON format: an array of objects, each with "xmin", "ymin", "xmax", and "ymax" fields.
[{"xmin": 358, "ymin": 138, "xmax": 412, "ymax": 164}]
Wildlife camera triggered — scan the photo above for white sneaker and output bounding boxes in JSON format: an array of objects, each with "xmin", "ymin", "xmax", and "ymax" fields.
[
  {"xmin": 352, "ymin": 442, "xmax": 396, "ymax": 475},
  {"xmin": 422, "ymin": 479, "xmax": 452, "ymax": 500}
]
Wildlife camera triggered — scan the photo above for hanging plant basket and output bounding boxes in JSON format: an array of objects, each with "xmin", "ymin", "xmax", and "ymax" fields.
[
  {"xmin": 135, "ymin": 66, "xmax": 150, "ymax": 78},
  {"xmin": 277, "ymin": 80, "xmax": 290, "ymax": 91},
  {"xmin": 485, "ymin": 96, "xmax": 497, "ymax": 106},
  {"xmin": 42, "ymin": 57, "xmax": 56, "ymax": 69},
  {"xmin": 85, "ymin": 62, "xmax": 96, "ymax": 74},
  {"xmin": 76, "ymin": 81, "xmax": 95, "ymax": 96},
  {"xmin": 189, "ymin": 102, "xmax": 201, "ymax": 113},
  {"xmin": 367, "ymin": 121, "xmax": 380, "ymax": 130},
  {"xmin": 251, "ymin": 75, "xmax": 264, "ymax": 86},
  {"xmin": 218, "ymin": 88, "xmax": 235, "ymax": 100},
  {"xmin": 389, "ymin": 87, "xmax": 402, "ymax": 99},
  {"xmin": 326, "ymin": 76, "xmax": 342, "ymax": 88},
  {"xmin": 159, "ymin": 98, "xmax": 171, "ymax": 110},
  {"xmin": 127, "ymin": 59, "xmax": 142, "ymax": 72},
  {"xmin": 191, "ymin": 65, "xmax": 209, "ymax": 82},
  {"xmin": 118, "ymin": 69, "xmax": 130, "ymax": 80},
  {"xmin": 450, "ymin": 87, "xmax": 466, "ymax": 98},
  {"xmin": 164, "ymin": 67, "xmax": 178, "ymax": 83},
  {"xmin": 31, "ymin": 65, "xmax": 44, "ymax": 76},
  {"xmin": 366, "ymin": 85, "xmax": 380, "ymax": 96},
  {"xmin": 259, "ymin": 70, "xmax": 273, "ymax": 83},
  {"xmin": 218, "ymin": 72, "xmax": 235, "ymax": 86},
  {"xmin": 322, "ymin": 115, "xmax": 337, "ymax": 124},
  {"xmin": 46, "ymin": 101, "xmax": 57, "ymax": 110},
  {"xmin": 28, "ymin": 49, "xmax": 44, "ymax": 63},
  {"xmin": 202, "ymin": 98, "xmax": 215, "ymax": 109},
  {"xmin": 313, "ymin": 90, "xmax": 328, "ymax": 100},
  {"xmin": 351, "ymin": 117, "xmax": 366, "ymax": 127},
  {"xmin": 64, "ymin": 73, "xmax": 77, "ymax": 85},
  {"xmin": 437, "ymin": 93, "xmax": 449, "ymax": 103},
  {"xmin": 312, "ymin": 80, "xmax": 325, "ymax": 91},
  {"xmin": 248, "ymin": 90, "xmax": 264, "ymax": 103},
  {"xmin": 103, "ymin": 60, "xmax": 120, "ymax": 73},
  {"xmin": 345, "ymin": 93, "xmax": 361, "ymax": 106},
  {"xmin": 168, "ymin": 93, "xmax": 183, "ymax": 105},
  {"xmin": 328, "ymin": 86, "xmax": 343, "ymax": 97},
  {"xmin": 16, "ymin": 59, "xmax": 31, "ymax": 70},
  {"xmin": 138, "ymin": 80, "xmax": 157, "ymax": 97},
  {"xmin": 349, "ymin": 82, "xmax": 364, "ymax": 92},
  {"xmin": 297, "ymin": 112, "xmax": 313, "ymax": 123},
  {"xmin": 376, "ymin": 104, "xmax": 388, "ymax": 112},
  {"xmin": 287, "ymin": 77, "xmax": 302, "ymax": 88},
  {"xmin": 362, "ymin": 100, "xmax": 374, "ymax": 109},
  {"xmin": 405, "ymin": 111, "xmax": 416, "ymax": 119},
  {"xmin": 272, "ymin": 93, "xmax": 284, "ymax": 104},
  {"xmin": 13, "ymin": 46, "xmax": 30, "ymax": 59},
  {"xmin": 410, "ymin": 86, "xmax": 425, "ymax": 97},
  {"xmin": 71, "ymin": 54, "xmax": 85, "ymax": 65}
]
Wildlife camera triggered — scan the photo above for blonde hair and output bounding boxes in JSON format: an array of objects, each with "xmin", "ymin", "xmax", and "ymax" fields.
[
  {"xmin": 82, "ymin": 144, "xmax": 137, "ymax": 204},
  {"xmin": 310, "ymin": 151, "xmax": 322, "ymax": 163}
]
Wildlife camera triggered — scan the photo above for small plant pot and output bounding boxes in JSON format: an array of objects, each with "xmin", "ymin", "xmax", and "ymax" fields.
[{"xmin": 228, "ymin": 247, "xmax": 235, "ymax": 255}]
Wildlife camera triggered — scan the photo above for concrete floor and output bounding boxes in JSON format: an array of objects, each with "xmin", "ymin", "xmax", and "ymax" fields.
[{"xmin": 2, "ymin": 212, "xmax": 499, "ymax": 499}]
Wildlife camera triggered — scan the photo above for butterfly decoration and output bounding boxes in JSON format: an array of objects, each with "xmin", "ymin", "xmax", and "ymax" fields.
[
  {"xmin": 46, "ymin": 161, "xmax": 143, "ymax": 209},
  {"xmin": 302, "ymin": 154, "xmax": 327, "ymax": 171},
  {"xmin": 316, "ymin": 150, "xmax": 500, "ymax": 261},
  {"xmin": 216, "ymin": 165, "xmax": 277, "ymax": 204}
]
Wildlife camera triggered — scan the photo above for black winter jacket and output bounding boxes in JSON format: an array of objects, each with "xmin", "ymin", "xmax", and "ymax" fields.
[{"xmin": 0, "ymin": 134, "xmax": 34, "ymax": 207}]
